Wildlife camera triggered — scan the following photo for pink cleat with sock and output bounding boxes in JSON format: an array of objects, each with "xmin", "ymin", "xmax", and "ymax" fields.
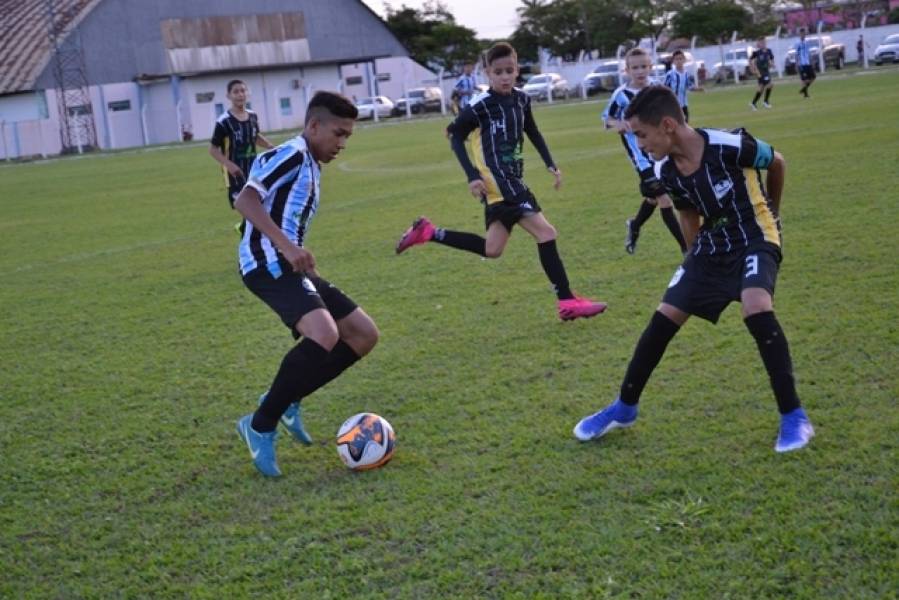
[
  {"xmin": 558, "ymin": 296, "xmax": 607, "ymax": 321},
  {"xmin": 395, "ymin": 217, "xmax": 435, "ymax": 254}
]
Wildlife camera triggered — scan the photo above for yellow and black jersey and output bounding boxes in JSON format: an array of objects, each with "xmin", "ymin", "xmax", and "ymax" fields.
[
  {"xmin": 447, "ymin": 88, "xmax": 555, "ymax": 204},
  {"xmin": 656, "ymin": 128, "xmax": 780, "ymax": 256},
  {"xmin": 211, "ymin": 110, "xmax": 261, "ymax": 189}
]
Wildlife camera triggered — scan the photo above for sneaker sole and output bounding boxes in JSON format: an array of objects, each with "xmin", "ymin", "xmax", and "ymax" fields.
[
  {"xmin": 560, "ymin": 304, "xmax": 608, "ymax": 321},
  {"xmin": 573, "ymin": 418, "xmax": 635, "ymax": 442},
  {"xmin": 775, "ymin": 424, "xmax": 815, "ymax": 453}
]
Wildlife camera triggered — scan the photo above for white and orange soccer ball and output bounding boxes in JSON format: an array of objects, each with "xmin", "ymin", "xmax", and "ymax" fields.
[{"xmin": 336, "ymin": 413, "xmax": 396, "ymax": 471}]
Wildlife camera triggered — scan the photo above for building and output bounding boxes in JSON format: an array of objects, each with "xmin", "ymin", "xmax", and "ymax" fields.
[{"xmin": 0, "ymin": 0, "xmax": 435, "ymax": 159}]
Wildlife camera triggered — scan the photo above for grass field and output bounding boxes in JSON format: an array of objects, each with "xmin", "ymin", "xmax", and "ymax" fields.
[{"xmin": 2, "ymin": 69, "xmax": 898, "ymax": 598}]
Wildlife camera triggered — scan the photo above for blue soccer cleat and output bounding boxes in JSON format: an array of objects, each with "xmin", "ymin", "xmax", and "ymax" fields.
[
  {"xmin": 258, "ymin": 392, "xmax": 313, "ymax": 445},
  {"xmin": 573, "ymin": 398, "xmax": 638, "ymax": 441},
  {"xmin": 236, "ymin": 413, "xmax": 281, "ymax": 477},
  {"xmin": 775, "ymin": 407, "xmax": 815, "ymax": 453}
]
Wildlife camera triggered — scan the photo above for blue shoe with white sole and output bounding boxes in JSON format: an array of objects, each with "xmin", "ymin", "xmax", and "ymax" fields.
[
  {"xmin": 236, "ymin": 413, "xmax": 281, "ymax": 477},
  {"xmin": 258, "ymin": 392, "xmax": 313, "ymax": 445},
  {"xmin": 775, "ymin": 407, "xmax": 814, "ymax": 453},
  {"xmin": 573, "ymin": 398, "xmax": 638, "ymax": 441}
]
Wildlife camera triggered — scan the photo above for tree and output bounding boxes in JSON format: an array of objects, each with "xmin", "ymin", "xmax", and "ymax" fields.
[
  {"xmin": 383, "ymin": 1, "xmax": 481, "ymax": 72},
  {"xmin": 671, "ymin": 2, "xmax": 753, "ymax": 45}
]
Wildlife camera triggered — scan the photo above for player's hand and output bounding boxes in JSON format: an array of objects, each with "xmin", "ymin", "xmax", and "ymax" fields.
[
  {"xmin": 469, "ymin": 179, "xmax": 488, "ymax": 199},
  {"xmin": 615, "ymin": 121, "xmax": 629, "ymax": 134},
  {"xmin": 281, "ymin": 244, "xmax": 316, "ymax": 273},
  {"xmin": 549, "ymin": 167, "xmax": 562, "ymax": 190},
  {"xmin": 226, "ymin": 161, "xmax": 244, "ymax": 180}
]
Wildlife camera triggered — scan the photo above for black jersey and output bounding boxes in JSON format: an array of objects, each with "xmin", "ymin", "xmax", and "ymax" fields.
[
  {"xmin": 211, "ymin": 110, "xmax": 261, "ymax": 188},
  {"xmin": 655, "ymin": 128, "xmax": 780, "ymax": 256},
  {"xmin": 751, "ymin": 48, "xmax": 775, "ymax": 76},
  {"xmin": 447, "ymin": 88, "xmax": 555, "ymax": 204}
]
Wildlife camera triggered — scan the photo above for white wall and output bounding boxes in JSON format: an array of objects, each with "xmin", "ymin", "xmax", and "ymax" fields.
[{"xmin": 341, "ymin": 57, "xmax": 438, "ymax": 102}]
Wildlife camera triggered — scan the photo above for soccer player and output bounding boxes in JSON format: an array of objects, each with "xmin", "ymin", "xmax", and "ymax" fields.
[
  {"xmin": 750, "ymin": 38, "xmax": 776, "ymax": 110},
  {"xmin": 662, "ymin": 50, "xmax": 695, "ymax": 122},
  {"xmin": 234, "ymin": 92, "xmax": 379, "ymax": 477},
  {"xmin": 573, "ymin": 87, "xmax": 814, "ymax": 453},
  {"xmin": 395, "ymin": 42, "xmax": 606, "ymax": 322},
  {"xmin": 606, "ymin": 48, "xmax": 687, "ymax": 256},
  {"xmin": 209, "ymin": 79, "xmax": 274, "ymax": 208},
  {"xmin": 794, "ymin": 30, "xmax": 816, "ymax": 98},
  {"xmin": 453, "ymin": 62, "xmax": 478, "ymax": 113}
]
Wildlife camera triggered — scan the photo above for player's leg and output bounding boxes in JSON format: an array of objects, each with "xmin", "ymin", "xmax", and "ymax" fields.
[
  {"xmin": 483, "ymin": 220, "xmax": 511, "ymax": 258},
  {"xmin": 518, "ymin": 212, "xmax": 607, "ymax": 319},
  {"xmin": 751, "ymin": 82, "xmax": 764, "ymax": 109},
  {"xmin": 574, "ymin": 302, "xmax": 688, "ymax": 441},
  {"xmin": 626, "ymin": 197, "xmax": 656, "ymax": 254},
  {"xmin": 763, "ymin": 82, "xmax": 773, "ymax": 107},
  {"xmin": 657, "ymin": 194, "xmax": 688, "ymax": 254},
  {"xmin": 395, "ymin": 216, "xmax": 488, "ymax": 256},
  {"xmin": 682, "ymin": 105, "xmax": 689, "ymax": 123}
]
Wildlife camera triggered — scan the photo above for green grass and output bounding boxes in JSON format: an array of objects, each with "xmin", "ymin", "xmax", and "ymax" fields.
[{"xmin": 2, "ymin": 70, "xmax": 898, "ymax": 598}]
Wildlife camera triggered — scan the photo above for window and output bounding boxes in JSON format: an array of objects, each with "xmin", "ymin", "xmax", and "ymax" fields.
[
  {"xmin": 280, "ymin": 97, "xmax": 292, "ymax": 116},
  {"xmin": 214, "ymin": 103, "xmax": 224, "ymax": 117},
  {"xmin": 195, "ymin": 92, "xmax": 214, "ymax": 103},
  {"xmin": 376, "ymin": 73, "xmax": 391, "ymax": 82},
  {"xmin": 346, "ymin": 76, "xmax": 363, "ymax": 86},
  {"xmin": 67, "ymin": 105, "xmax": 91, "ymax": 116},
  {"xmin": 107, "ymin": 100, "xmax": 131, "ymax": 112}
]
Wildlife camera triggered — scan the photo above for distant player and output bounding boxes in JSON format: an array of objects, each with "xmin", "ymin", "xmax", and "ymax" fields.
[
  {"xmin": 794, "ymin": 30, "xmax": 816, "ymax": 98},
  {"xmin": 209, "ymin": 79, "xmax": 274, "ymax": 208},
  {"xmin": 234, "ymin": 92, "xmax": 380, "ymax": 477},
  {"xmin": 453, "ymin": 62, "xmax": 478, "ymax": 114},
  {"xmin": 750, "ymin": 38, "xmax": 775, "ymax": 110},
  {"xmin": 395, "ymin": 42, "xmax": 606, "ymax": 322},
  {"xmin": 573, "ymin": 87, "xmax": 814, "ymax": 453},
  {"xmin": 606, "ymin": 48, "xmax": 687, "ymax": 256},
  {"xmin": 662, "ymin": 50, "xmax": 695, "ymax": 122}
]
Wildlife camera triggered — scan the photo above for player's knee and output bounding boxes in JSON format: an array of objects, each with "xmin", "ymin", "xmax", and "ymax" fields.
[
  {"xmin": 352, "ymin": 320, "xmax": 380, "ymax": 355},
  {"xmin": 536, "ymin": 223, "xmax": 557, "ymax": 243},
  {"xmin": 302, "ymin": 321, "xmax": 339, "ymax": 351},
  {"xmin": 484, "ymin": 244, "xmax": 504, "ymax": 258}
]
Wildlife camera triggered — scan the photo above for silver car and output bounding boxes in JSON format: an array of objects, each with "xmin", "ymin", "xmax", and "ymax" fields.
[
  {"xmin": 522, "ymin": 73, "xmax": 570, "ymax": 101},
  {"xmin": 874, "ymin": 33, "xmax": 899, "ymax": 65}
]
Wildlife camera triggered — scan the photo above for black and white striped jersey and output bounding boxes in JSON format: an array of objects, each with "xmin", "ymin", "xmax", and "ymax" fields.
[
  {"xmin": 447, "ymin": 88, "xmax": 556, "ymax": 203},
  {"xmin": 238, "ymin": 136, "xmax": 319, "ymax": 277},
  {"xmin": 656, "ymin": 128, "xmax": 780, "ymax": 256}
]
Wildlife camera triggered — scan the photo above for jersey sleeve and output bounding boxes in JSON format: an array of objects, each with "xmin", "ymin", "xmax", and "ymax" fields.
[
  {"xmin": 736, "ymin": 129, "xmax": 774, "ymax": 169},
  {"xmin": 523, "ymin": 98, "xmax": 555, "ymax": 170},
  {"xmin": 447, "ymin": 105, "xmax": 482, "ymax": 182},
  {"xmin": 602, "ymin": 91, "xmax": 623, "ymax": 126},
  {"xmin": 210, "ymin": 121, "xmax": 227, "ymax": 147},
  {"xmin": 246, "ymin": 145, "xmax": 304, "ymax": 197}
]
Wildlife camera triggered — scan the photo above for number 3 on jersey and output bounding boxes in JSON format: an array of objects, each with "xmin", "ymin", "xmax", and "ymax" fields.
[{"xmin": 744, "ymin": 254, "xmax": 759, "ymax": 278}]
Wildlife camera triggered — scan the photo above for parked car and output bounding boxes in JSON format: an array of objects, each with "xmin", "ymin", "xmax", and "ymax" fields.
[
  {"xmin": 874, "ymin": 33, "xmax": 899, "ymax": 65},
  {"xmin": 391, "ymin": 87, "xmax": 443, "ymax": 115},
  {"xmin": 522, "ymin": 73, "xmax": 570, "ymax": 101},
  {"xmin": 354, "ymin": 96, "xmax": 394, "ymax": 120},
  {"xmin": 784, "ymin": 35, "xmax": 846, "ymax": 73},
  {"xmin": 581, "ymin": 60, "xmax": 623, "ymax": 95},
  {"xmin": 713, "ymin": 45, "xmax": 755, "ymax": 81},
  {"xmin": 656, "ymin": 51, "xmax": 705, "ymax": 77}
]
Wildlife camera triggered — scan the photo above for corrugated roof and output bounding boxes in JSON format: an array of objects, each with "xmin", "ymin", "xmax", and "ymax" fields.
[{"xmin": 0, "ymin": 0, "xmax": 104, "ymax": 95}]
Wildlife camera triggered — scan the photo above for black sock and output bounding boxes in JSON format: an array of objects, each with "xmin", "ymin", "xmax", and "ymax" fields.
[
  {"xmin": 253, "ymin": 338, "xmax": 330, "ymax": 432},
  {"xmin": 660, "ymin": 207, "xmax": 687, "ymax": 253},
  {"xmin": 620, "ymin": 311, "xmax": 681, "ymax": 405},
  {"xmin": 764, "ymin": 88, "xmax": 772, "ymax": 103},
  {"xmin": 432, "ymin": 228, "xmax": 486, "ymax": 257},
  {"xmin": 751, "ymin": 91, "xmax": 761, "ymax": 105},
  {"xmin": 744, "ymin": 311, "xmax": 801, "ymax": 414},
  {"xmin": 537, "ymin": 239, "xmax": 574, "ymax": 300},
  {"xmin": 632, "ymin": 200, "xmax": 656, "ymax": 230},
  {"xmin": 294, "ymin": 340, "xmax": 361, "ymax": 400}
]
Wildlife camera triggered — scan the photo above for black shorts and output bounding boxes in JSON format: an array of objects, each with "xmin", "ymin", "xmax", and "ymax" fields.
[
  {"xmin": 483, "ymin": 190, "xmax": 542, "ymax": 231},
  {"xmin": 799, "ymin": 65, "xmax": 816, "ymax": 82},
  {"xmin": 227, "ymin": 176, "xmax": 246, "ymax": 208},
  {"xmin": 661, "ymin": 244, "xmax": 781, "ymax": 323},
  {"xmin": 758, "ymin": 74, "xmax": 772, "ymax": 86},
  {"xmin": 243, "ymin": 269, "xmax": 359, "ymax": 335}
]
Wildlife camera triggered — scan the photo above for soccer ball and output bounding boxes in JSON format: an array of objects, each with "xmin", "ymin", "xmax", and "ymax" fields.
[{"xmin": 336, "ymin": 413, "xmax": 396, "ymax": 471}]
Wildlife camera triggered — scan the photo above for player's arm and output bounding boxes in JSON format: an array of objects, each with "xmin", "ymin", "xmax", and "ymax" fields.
[
  {"xmin": 766, "ymin": 151, "xmax": 786, "ymax": 217},
  {"xmin": 447, "ymin": 108, "xmax": 486, "ymax": 197},
  {"xmin": 209, "ymin": 124, "xmax": 243, "ymax": 178},
  {"xmin": 523, "ymin": 102, "xmax": 561, "ymax": 188},
  {"xmin": 749, "ymin": 55, "xmax": 760, "ymax": 77},
  {"xmin": 234, "ymin": 187, "xmax": 314, "ymax": 272},
  {"xmin": 256, "ymin": 132, "xmax": 275, "ymax": 150}
]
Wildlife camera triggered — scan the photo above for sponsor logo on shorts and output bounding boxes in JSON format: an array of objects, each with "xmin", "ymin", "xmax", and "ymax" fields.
[
  {"xmin": 668, "ymin": 266, "xmax": 685, "ymax": 288},
  {"xmin": 301, "ymin": 277, "xmax": 318, "ymax": 295}
]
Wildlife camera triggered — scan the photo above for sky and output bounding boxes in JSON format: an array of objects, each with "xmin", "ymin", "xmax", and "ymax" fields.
[{"xmin": 361, "ymin": 0, "xmax": 521, "ymax": 39}]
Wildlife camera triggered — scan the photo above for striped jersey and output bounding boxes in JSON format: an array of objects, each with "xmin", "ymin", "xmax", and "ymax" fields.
[
  {"xmin": 447, "ymin": 88, "xmax": 556, "ymax": 203},
  {"xmin": 655, "ymin": 128, "xmax": 779, "ymax": 257},
  {"xmin": 238, "ymin": 136, "xmax": 320, "ymax": 277},
  {"xmin": 454, "ymin": 73, "xmax": 478, "ymax": 109},
  {"xmin": 794, "ymin": 40, "xmax": 812, "ymax": 66},
  {"xmin": 603, "ymin": 82, "xmax": 660, "ymax": 172},
  {"xmin": 751, "ymin": 48, "xmax": 775, "ymax": 76},
  {"xmin": 662, "ymin": 69, "xmax": 694, "ymax": 107},
  {"xmin": 211, "ymin": 110, "xmax": 261, "ymax": 188}
]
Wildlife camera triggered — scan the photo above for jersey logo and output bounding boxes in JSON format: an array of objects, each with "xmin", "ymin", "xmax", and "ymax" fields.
[
  {"xmin": 301, "ymin": 277, "xmax": 318, "ymax": 294},
  {"xmin": 713, "ymin": 179, "xmax": 733, "ymax": 200},
  {"xmin": 668, "ymin": 266, "xmax": 685, "ymax": 288}
]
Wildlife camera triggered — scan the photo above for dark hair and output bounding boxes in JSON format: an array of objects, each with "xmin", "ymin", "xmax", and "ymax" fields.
[
  {"xmin": 624, "ymin": 86, "xmax": 685, "ymax": 126},
  {"xmin": 672, "ymin": 50, "xmax": 685, "ymax": 58},
  {"xmin": 483, "ymin": 42, "xmax": 517, "ymax": 67},
  {"xmin": 227, "ymin": 79, "xmax": 246, "ymax": 93},
  {"xmin": 305, "ymin": 90, "xmax": 358, "ymax": 124}
]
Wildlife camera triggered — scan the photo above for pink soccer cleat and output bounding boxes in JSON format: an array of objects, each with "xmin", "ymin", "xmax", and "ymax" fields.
[
  {"xmin": 558, "ymin": 296, "xmax": 607, "ymax": 321},
  {"xmin": 395, "ymin": 217, "xmax": 435, "ymax": 254}
]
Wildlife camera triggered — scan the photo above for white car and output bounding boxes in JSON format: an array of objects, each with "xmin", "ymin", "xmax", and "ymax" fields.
[
  {"xmin": 713, "ymin": 45, "xmax": 755, "ymax": 80},
  {"xmin": 582, "ymin": 60, "xmax": 624, "ymax": 95},
  {"xmin": 874, "ymin": 33, "xmax": 899, "ymax": 65},
  {"xmin": 355, "ymin": 96, "xmax": 393, "ymax": 120},
  {"xmin": 522, "ymin": 73, "xmax": 570, "ymax": 101}
]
